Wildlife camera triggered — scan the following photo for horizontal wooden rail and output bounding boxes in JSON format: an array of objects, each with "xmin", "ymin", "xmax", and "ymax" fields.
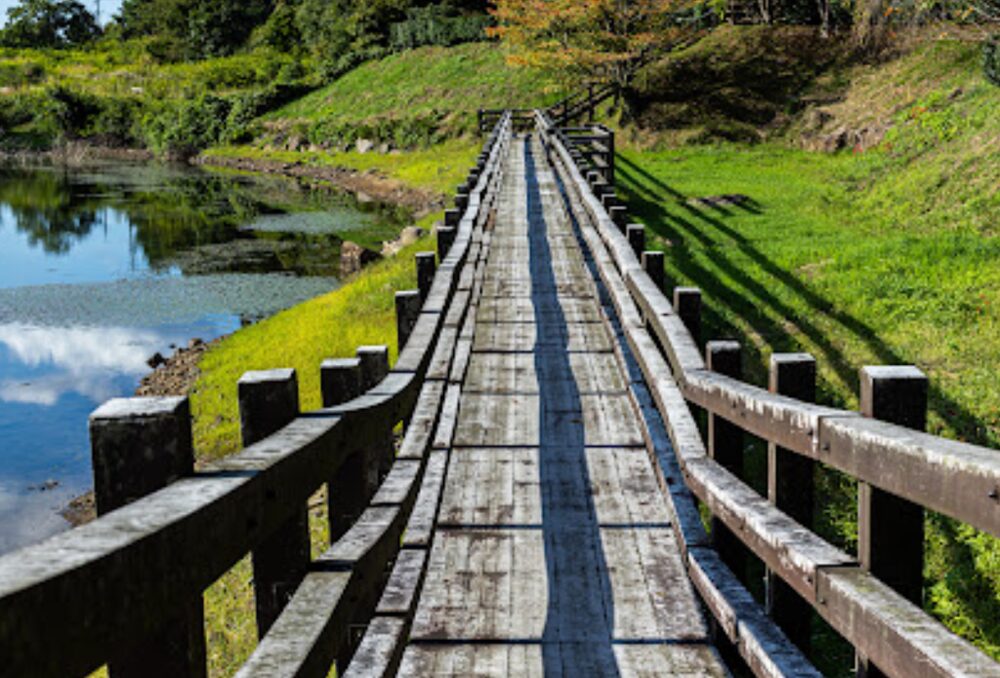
[
  {"xmin": 0, "ymin": 113, "xmax": 513, "ymax": 678},
  {"xmin": 538, "ymin": 109, "xmax": 1000, "ymax": 678}
]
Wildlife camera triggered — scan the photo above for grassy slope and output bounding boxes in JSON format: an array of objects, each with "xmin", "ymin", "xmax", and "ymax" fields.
[
  {"xmin": 266, "ymin": 42, "xmax": 559, "ymax": 130},
  {"xmin": 621, "ymin": 36, "xmax": 1000, "ymax": 668},
  {"xmin": 204, "ymin": 138, "xmax": 479, "ymax": 196},
  {"xmin": 196, "ymin": 233, "xmax": 432, "ymax": 676}
]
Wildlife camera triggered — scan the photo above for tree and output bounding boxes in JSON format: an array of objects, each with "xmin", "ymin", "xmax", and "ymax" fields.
[
  {"xmin": 0, "ymin": 0, "xmax": 100, "ymax": 48},
  {"xmin": 119, "ymin": 0, "xmax": 274, "ymax": 60},
  {"xmin": 489, "ymin": 0, "xmax": 696, "ymax": 91}
]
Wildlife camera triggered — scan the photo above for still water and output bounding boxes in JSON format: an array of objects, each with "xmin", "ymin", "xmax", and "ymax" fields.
[{"xmin": 0, "ymin": 161, "xmax": 408, "ymax": 553}]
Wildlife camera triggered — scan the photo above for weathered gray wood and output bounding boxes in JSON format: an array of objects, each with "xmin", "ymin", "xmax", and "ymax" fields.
[
  {"xmin": 432, "ymin": 385, "xmax": 462, "ymax": 450},
  {"xmin": 322, "ymin": 360, "xmax": 370, "ymax": 542},
  {"xmin": 235, "ymin": 570, "xmax": 353, "ymax": 678},
  {"xmin": 376, "ymin": 549, "xmax": 427, "ymax": 617},
  {"xmin": 706, "ymin": 341, "xmax": 747, "ymax": 583},
  {"xmin": 688, "ymin": 547, "xmax": 822, "ymax": 678},
  {"xmin": 0, "ymin": 413, "xmax": 346, "ymax": 678},
  {"xmin": 857, "ymin": 366, "xmax": 927, "ymax": 678},
  {"xmin": 370, "ymin": 459, "xmax": 421, "ymax": 510},
  {"xmin": 817, "ymin": 566, "xmax": 998, "ymax": 678},
  {"xmin": 395, "ymin": 290, "xmax": 421, "ymax": 349},
  {"xmin": 239, "ymin": 369, "xmax": 310, "ymax": 640},
  {"xmin": 320, "ymin": 358, "xmax": 362, "ymax": 408},
  {"xmin": 766, "ymin": 353, "xmax": 816, "ymax": 654},
  {"xmin": 356, "ymin": 345, "xmax": 394, "ymax": 477},
  {"xmin": 642, "ymin": 250, "xmax": 665, "ymax": 293},
  {"xmin": 627, "ymin": 224, "xmax": 645, "ymax": 257},
  {"xmin": 402, "ymin": 449, "xmax": 449, "ymax": 548},
  {"xmin": 342, "ymin": 617, "xmax": 406, "ymax": 678},
  {"xmin": 674, "ymin": 287, "xmax": 702, "ymax": 347},
  {"xmin": 416, "ymin": 252, "xmax": 437, "ymax": 302},
  {"xmin": 89, "ymin": 396, "xmax": 206, "ymax": 678},
  {"xmin": 397, "ymin": 381, "xmax": 444, "ymax": 461}
]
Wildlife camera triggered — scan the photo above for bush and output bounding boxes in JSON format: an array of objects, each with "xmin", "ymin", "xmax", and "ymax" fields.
[
  {"xmin": 92, "ymin": 96, "xmax": 142, "ymax": 146},
  {"xmin": 37, "ymin": 85, "xmax": 102, "ymax": 139},
  {"xmin": 389, "ymin": 7, "xmax": 493, "ymax": 52},
  {"xmin": 985, "ymin": 34, "xmax": 1000, "ymax": 87},
  {"xmin": 141, "ymin": 93, "xmax": 232, "ymax": 158}
]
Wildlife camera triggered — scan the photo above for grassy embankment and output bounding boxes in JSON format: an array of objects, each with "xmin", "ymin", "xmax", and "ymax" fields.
[
  {"xmin": 621, "ymin": 32, "xmax": 999, "ymax": 672},
  {"xmin": 186, "ymin": 43, "xmax": 557, "ymax": 677}
]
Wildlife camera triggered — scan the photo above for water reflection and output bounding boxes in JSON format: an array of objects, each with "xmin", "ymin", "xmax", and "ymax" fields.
[
  {"xmin": 0, "ymin": 323, "xmax": 163, "ymax": 406},
  {"xmin": 0, "ymin": 160, "xmax": 407, "ymax": 554}
]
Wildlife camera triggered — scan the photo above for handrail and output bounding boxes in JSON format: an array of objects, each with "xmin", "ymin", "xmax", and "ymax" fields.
[
  {"xmin": 0, "ymin": 112, "xmax": 513, "ymax": 678},
  {"xmin": 537, "ymin": 109, "xmax": 1000, "ymax": 678}
]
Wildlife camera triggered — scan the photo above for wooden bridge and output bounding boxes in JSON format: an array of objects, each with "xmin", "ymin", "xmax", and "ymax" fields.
[{"xmin": 1, "ymin": 108, "xmax": 999, "ymax": 678}]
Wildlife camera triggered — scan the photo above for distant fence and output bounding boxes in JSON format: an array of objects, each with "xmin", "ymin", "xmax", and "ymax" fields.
[
  {"xmin": 537, "ymin": 109, "xmax": 1000, "ymax": 678},
  {"xmin": 0, "ymin": 115, "xmax": 512, "ymax": 678}
]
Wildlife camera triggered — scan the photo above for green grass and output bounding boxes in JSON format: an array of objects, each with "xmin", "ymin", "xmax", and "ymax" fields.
[
  {"xmin": 618, "ymin": 38, "xmax": 1000, "ymax": 670},
  {"xmin": 203, "ymin": 138, "xmax": 480, "ymax": 197},
  {"xmin": 267, "ymin": 42, "xmax": 559, "ymax": 129},
  {"xmin": 193, "ymin": 233, "xmax": 432, "ymax": 675}
]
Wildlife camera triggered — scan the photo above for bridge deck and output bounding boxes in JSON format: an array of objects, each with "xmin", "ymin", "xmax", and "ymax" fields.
[{"xmin": 401, "ymin": 137, "xmax": 728, "ymax": 675}]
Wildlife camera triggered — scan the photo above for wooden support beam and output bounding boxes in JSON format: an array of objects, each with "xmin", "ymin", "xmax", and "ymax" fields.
[
  {"xmin": 395, "ymin": 291, "xmax": 421, "ymax": 349},
  {"xmin": 674, "ymin": 287, "xmax": 702, "ymax": 347},
  {"xmin": 416, "ymin": 252, "xmax": 436, "ymax": 302},
  {"xmin": 706, "ymin": 341, "xmax": 747, "ymax": 584},
  {"xmin": 627, "ymin": 224, "xmax": 645, "ymax": 257},
  {"xmin": 239, "ymin": 369, "xmax": 309, "ymax": 640},
  {"xmin": 857, "ymin": 365, "xmax": 928, "ymax": 678},
  {"xmin": 642, "ymin": 251, "xmax": 665, "ymax": 292},
  {"xmin": 767, "ymin": 353, "xmax": 817, "ymax": 654},
  {"xmin": 321, "ymin": 358, "xmax": 367, "ymax": 541},
  {"xmin": 89, "ymin": 397, "xmax": 206, "ymax": 678}
]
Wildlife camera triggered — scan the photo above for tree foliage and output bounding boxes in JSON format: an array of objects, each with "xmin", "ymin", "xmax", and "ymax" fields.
[
  {"xmin": 489, "ymin": 0, "xmax": 697, "ymax": 89},
  {"xmin": 0, "ymin": 0, "xmax": 100, "ymax": 49}
]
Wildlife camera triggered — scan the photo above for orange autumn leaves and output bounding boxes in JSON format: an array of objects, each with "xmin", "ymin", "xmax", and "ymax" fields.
[{"xmin": 488, "ymin": 0, "xmax": 693, "ymax": 85}]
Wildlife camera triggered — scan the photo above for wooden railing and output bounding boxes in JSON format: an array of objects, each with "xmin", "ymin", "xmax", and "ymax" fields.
[
  {"xmin": 0, "ymin": 113, "xmax": 513, "ymax": 678},
  {"xmin": 537, "ymin": 109, "xmax": 1000, "ymax": 678}
]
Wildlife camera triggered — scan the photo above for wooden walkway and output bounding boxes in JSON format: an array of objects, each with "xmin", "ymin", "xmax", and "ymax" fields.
[{"xmin": 400, "ymin": 136, "xmax": 727, "ymax": 675}]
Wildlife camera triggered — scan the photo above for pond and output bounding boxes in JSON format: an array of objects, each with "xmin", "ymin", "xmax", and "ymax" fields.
[{"xmin": 0, "ymin": 161, "xmax": 409, "ymax": 554}]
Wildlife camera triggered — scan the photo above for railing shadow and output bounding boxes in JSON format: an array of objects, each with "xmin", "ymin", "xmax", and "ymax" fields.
[
  {"xmin": 525, "ymin": 138, "xmax": 620, "ymax": 675},
  {"xmin": 615, "ymin": 153, "xmax": 994, "ymax": 449}
]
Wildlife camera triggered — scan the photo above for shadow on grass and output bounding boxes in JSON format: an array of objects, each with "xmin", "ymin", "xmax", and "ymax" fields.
[{"xmin": 615, "ymin": 153, "xmax": 992, "ymax": 450}]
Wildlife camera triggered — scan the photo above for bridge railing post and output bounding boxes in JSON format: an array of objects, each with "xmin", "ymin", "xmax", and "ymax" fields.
[
  {"xmin": 357, "ymin": 345, "xmax": 393, "ymax": 479},
  {"xmin": 642, "ymin": 251, "xmax": 665, "ymax": 293},
  {"xmin": 416, "ymin": 251, "xmax": 436, "ymax": 302},
  {"xmin": 767, "ymin": 353, "xmax": 817, "ymax": 654},
  {"xmin": 856, "ymin": 365, "xmax": 927, "ymax": 678},
  {"xmin": 627, "ymin": 224, "xmax": 645, "ymax": 257},
  {"xmin": 321, "ymin": 357, "xmax": 365, "ymax": 541},
  {"xmin": 673, "ymin": 287, "xmax": 702, "ymax": 348},
  {"xmin": 395, "ymin": 291, "xmax": 421, "ymax": 349},
  {"xmin": 239, "ymin": 369, "xmax": 310, "ymax": 639},
  {"xmin": 706, "ymin": 340, "xmax": 747, "ymax": 583},
  {"xmin": 90, "ymin": 396, "xmax": 206, "ymax": 678}
]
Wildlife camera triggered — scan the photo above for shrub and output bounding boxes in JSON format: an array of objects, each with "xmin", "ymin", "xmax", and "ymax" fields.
[
  {"xmin": 36, "ymin": 85, "xmax": 102, "ymax": 139},
  {"xmin": 92, "ymin": 96, "xmax": 142, "ymax": 146},
  {"xmin": 985, "ymin": 34, "xmax": 1000, "ymax": 87},
  {"xmin": 389, "ymin": 7, "xmax": 493, "ymax": 52},
  {"xmin": 141, "ymin": 93, "xmax": 231, "ymax": 158}
]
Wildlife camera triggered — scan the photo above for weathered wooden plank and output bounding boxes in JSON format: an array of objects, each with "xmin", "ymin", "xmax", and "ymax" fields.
[
  {"xmin": 432, "ymin": 385, "xmax": 462, "ymax": 450},
  {"xmin": 817, "ymin": 567, "xmax": 999, "ymax": 678},
  {"xmin": 402, "ymin": 449, "xmax": 449, "ymax": 549},
  {"xmin": 426, "ymin": 326, "xmax": 458, "ymax": 382},
  {"xmin": 0, "ymin": 414, "xmax": 346, "ymax": 678},
  {"xmin": 438, "ymin": 448, "xmax": 542, "ymax": 527},
  {"xmin": 376, "ymin": 549, "xmax": 427, "ymax": 617},
  {"xmin": 342, "ymin": 617, "xmax": 406, "ymax": 678},
  {"xmin": 370, "ymin": 459, "xmax": 421, "ymax": 510},
  {"xmin": 472, "ymin": 320, "xmax": 614, "ymax": 353},
  {"xmin": 477, "ymin": 295, "xmax": 603, "ymax": 325},
  {"xmin": 687, "ymin": 547, "xmax": 822, "ymax": 678},
  {"xmin": 397, "ymin": 381, "xmax": 444, "ymax": 461},
  {"xmin": 399, "ymin": 644, "xmax": 544, "ymax": 676},
  {"xmin": 819, "ymin": 416, "xmax": 1000, "ymax": 538},
  {"xmin": 318, "ymin": 505, "xmax": 401, "ymax": 570},
  {"xmin": 682, "ymin": 369, "xmax": 853, "ymax": 458},
  {"xmin": 463, "ymin": 351, "xmax": 626, "ymax": 394},
  {"xmin": 235, "ymin": 570, "xmax": 353, "ymax": 678},
  {"xmin": 683, "ymin": 456, "xmax": 855, "ymax": 602}
]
